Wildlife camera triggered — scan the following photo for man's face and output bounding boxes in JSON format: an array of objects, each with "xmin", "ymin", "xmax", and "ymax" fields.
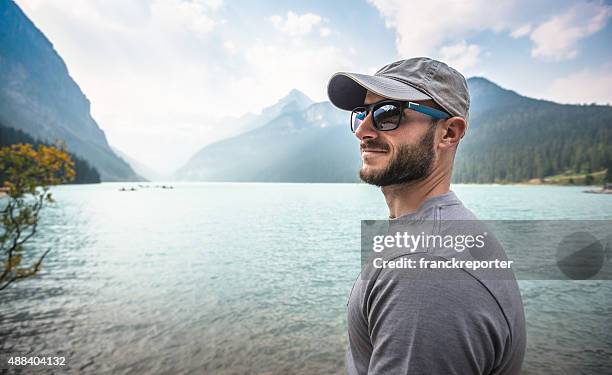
[{"xmin": 355, "ymin": 92, "xmax": 438, "ymax": 187}]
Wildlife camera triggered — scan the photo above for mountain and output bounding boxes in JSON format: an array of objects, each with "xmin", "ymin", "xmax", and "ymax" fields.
[
  {"xmin": 221, "ymin": 88, "xmax": 315, "ymax": 138},
  {"xmin": 176, "ymin": 78, "xmax": 611, "ymax": 184},
  {"xmin": 0, "ymin": 0, "xmax": 141, "ymax": 181},
  {"xmin": 260, "ymin": 88, "xmax": 315, "ymax": 122},
  {"xmin": 111, "ymin": 147, "xmax": 168, "ymax": 182},
  {"xmin": 175, "ymin": 99, "xmax": 361, "ymax": 182}
]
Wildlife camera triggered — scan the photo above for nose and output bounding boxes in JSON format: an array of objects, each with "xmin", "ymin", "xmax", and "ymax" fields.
[{"xmin": 354, "ymin": 113, "xmax": 378, "ymax": 141}]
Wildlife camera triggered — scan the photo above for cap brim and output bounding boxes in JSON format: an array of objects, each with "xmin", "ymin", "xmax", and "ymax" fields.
[{"xmin": 327, "ymin": 72, "xmax": 432, "ymax": 111}]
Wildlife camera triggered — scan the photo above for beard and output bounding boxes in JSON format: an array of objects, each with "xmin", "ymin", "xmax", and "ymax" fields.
[{"xmin": 359, "ymin": 125, "xmax": 436, "ymax": 187}]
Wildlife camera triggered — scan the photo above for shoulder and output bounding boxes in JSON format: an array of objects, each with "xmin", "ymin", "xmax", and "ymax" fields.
[
  {"xmin": 368, "ymin": 253, "xmax": 505, "ymax": 312},
  {"xmin": 366, "ymin": 253, "xmax": 510, "ymax": 339}
]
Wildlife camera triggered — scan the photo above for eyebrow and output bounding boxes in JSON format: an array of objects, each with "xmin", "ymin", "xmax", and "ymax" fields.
[
  {"xmin": 364, "ymin": 97, "xmax": 385, "ymax": 105},
  {"xmin": 364, "ymin": 91, "xmax": 386, "ymax": 105}
]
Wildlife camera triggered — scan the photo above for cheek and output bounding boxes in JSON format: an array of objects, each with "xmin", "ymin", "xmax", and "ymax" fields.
[
  {"xmin": 383, "ymin": 128, "xmax": 416, "ymax": 151},
  {"xmin": 396, "ymin": 123, "xmax": 432, "ymax": 144}
]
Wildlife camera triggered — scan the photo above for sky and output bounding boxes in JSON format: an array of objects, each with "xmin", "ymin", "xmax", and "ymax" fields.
[{"xmin": 14, "ymin": 0, "xmax": 612, "ymax": 175}]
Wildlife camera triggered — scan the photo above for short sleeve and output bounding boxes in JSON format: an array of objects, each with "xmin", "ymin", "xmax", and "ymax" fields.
[{"xmin": 364, "ymin": 255, "xmax": 511, "ymax": 375}]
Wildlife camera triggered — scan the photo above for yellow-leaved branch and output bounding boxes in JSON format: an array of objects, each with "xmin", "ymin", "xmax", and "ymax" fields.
[{"xmin": 0, "ymin": 143, "xmax": 75, "ymax": 291}]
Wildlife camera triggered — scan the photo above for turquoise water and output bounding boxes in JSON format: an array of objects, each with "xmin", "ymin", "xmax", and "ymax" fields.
[{"xmin": 1, "ymin": 183, "xmax": 611, "ymax": 374}]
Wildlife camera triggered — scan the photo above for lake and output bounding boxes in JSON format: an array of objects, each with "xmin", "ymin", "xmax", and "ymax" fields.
[{"xmin": 1, "ymin": 183, "xmax": 611, "ymax": 374}]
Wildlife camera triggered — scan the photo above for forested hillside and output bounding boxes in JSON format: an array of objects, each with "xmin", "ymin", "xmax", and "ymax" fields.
[
  {"xmin": 0, "ymin": 122, "xmax": 100, "ymax": 184},
  {"xmin": 453, "ymin": 78, "xmax": 611, "ymax": 183}
]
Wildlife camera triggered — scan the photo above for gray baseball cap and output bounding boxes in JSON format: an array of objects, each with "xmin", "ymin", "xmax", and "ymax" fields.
[{"xmin": 327, "ymin": 57, "xmax": 470, "ymax": 120}]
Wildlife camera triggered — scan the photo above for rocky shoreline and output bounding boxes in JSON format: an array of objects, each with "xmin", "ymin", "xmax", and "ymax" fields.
[{"xmin": 584, "ymin": 188, "xmax": 612, "ymax": 194}]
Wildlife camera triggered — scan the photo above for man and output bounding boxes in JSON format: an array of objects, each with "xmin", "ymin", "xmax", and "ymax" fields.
[{"xmin": 327, "ymin": 58, "xmax": 526, "ymax": 374}]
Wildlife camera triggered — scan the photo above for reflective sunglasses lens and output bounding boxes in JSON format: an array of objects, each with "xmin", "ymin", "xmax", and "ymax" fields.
[
  {"xmin": 373, "ymin": 104, "xmax": 400, "ymax": 130},
  {"xmin": 351, "ymin": 109, "xmax": 367, "ymax": 132}
]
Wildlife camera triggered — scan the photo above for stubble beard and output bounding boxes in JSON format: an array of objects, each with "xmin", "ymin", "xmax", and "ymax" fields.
[{"xmin": 359, "ymin": 125, "xmax": 437, "ymax": 187}]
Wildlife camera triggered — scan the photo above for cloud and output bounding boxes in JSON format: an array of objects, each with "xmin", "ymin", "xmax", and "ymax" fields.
[
  {"xmin": 223, "ymin": 40, "xmax": 237, "ymax": 55},
  {"xmin": 530, "ymin": 2, "xmax": 612, "ymax": 61},
  {"xmin": 269, "ymin": 11, "xmax": 322, "ymax": 37},
  {"xmin": 200, "ymin": 0, "xmax": 222, "ymax": 10},
  {"xmin": 510, "ymin": 24, "xmax": 531, "ymax": 38},
  {"xmin": 151, "ymin": 0, "xmax": 223, "ymax": 37},
  {"xmin": 544, "ymin": 65, "xmax": 612, "ymax": 104},
  {"xmin": 319, "ymin": 27, "xmax": 332, "ymax": 37},
  {"xmin": 238, "ymin": 38, "xmax": 353, "ymax": 110},
  {"xmin": 368, "ymin": 0, "xmax": 518, "ymax": 59},
  {"xmin": 368, "ymin": 0, "xmax": 611, "ymax": 68},
  {"xmin": 438, "ymin": 41, "xmax": 481, "ymax": 71}
]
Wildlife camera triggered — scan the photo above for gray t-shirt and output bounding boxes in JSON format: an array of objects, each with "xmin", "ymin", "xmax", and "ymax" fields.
[{"xmin": 346, "ymin": 191, "xmax": 526, "ymax": 374}]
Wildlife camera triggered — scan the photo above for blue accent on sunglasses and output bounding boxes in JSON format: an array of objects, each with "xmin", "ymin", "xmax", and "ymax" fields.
[{"xmin": 405, "ymin": 102, "xmax": 451, "ymax": 120}]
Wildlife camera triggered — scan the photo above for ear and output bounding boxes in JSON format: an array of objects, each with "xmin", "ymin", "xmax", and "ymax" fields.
[{"xmin": 438, "ymin": 117, "xmax": 466, "ymax": 150}]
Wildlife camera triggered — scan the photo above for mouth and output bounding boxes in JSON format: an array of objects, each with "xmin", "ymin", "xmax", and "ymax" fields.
[
  {"xmin": 360, "ymin": 141, "xmax": 390, "ymax": 160},
  {"xmin": 361, "ymin": 148, "xmax": 389, "ymax": 163},
  {"xmin": 361, "ymin": 148, "xmax": 388, "ymax": 154}
]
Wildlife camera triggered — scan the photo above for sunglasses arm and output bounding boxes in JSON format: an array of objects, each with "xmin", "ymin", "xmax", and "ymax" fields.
[{"xmin": 406, "ymin": 102, "xmax": 451, "ymax": 119}]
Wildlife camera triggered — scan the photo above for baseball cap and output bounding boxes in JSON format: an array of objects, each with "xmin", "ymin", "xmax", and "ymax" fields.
[{"xmin": 327, "ymin": 57, "xmax": 470, "ymax": 120}]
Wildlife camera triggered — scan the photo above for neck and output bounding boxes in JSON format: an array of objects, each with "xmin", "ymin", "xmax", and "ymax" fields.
[{"xmin": 381, "ymin": 165, "xmax": 451, "ymax": 219}]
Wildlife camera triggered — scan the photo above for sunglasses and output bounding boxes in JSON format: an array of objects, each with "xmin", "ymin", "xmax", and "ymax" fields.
[{"xmin": 350, "ymin": 100, "xmax": 451, "ymax": 132}]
